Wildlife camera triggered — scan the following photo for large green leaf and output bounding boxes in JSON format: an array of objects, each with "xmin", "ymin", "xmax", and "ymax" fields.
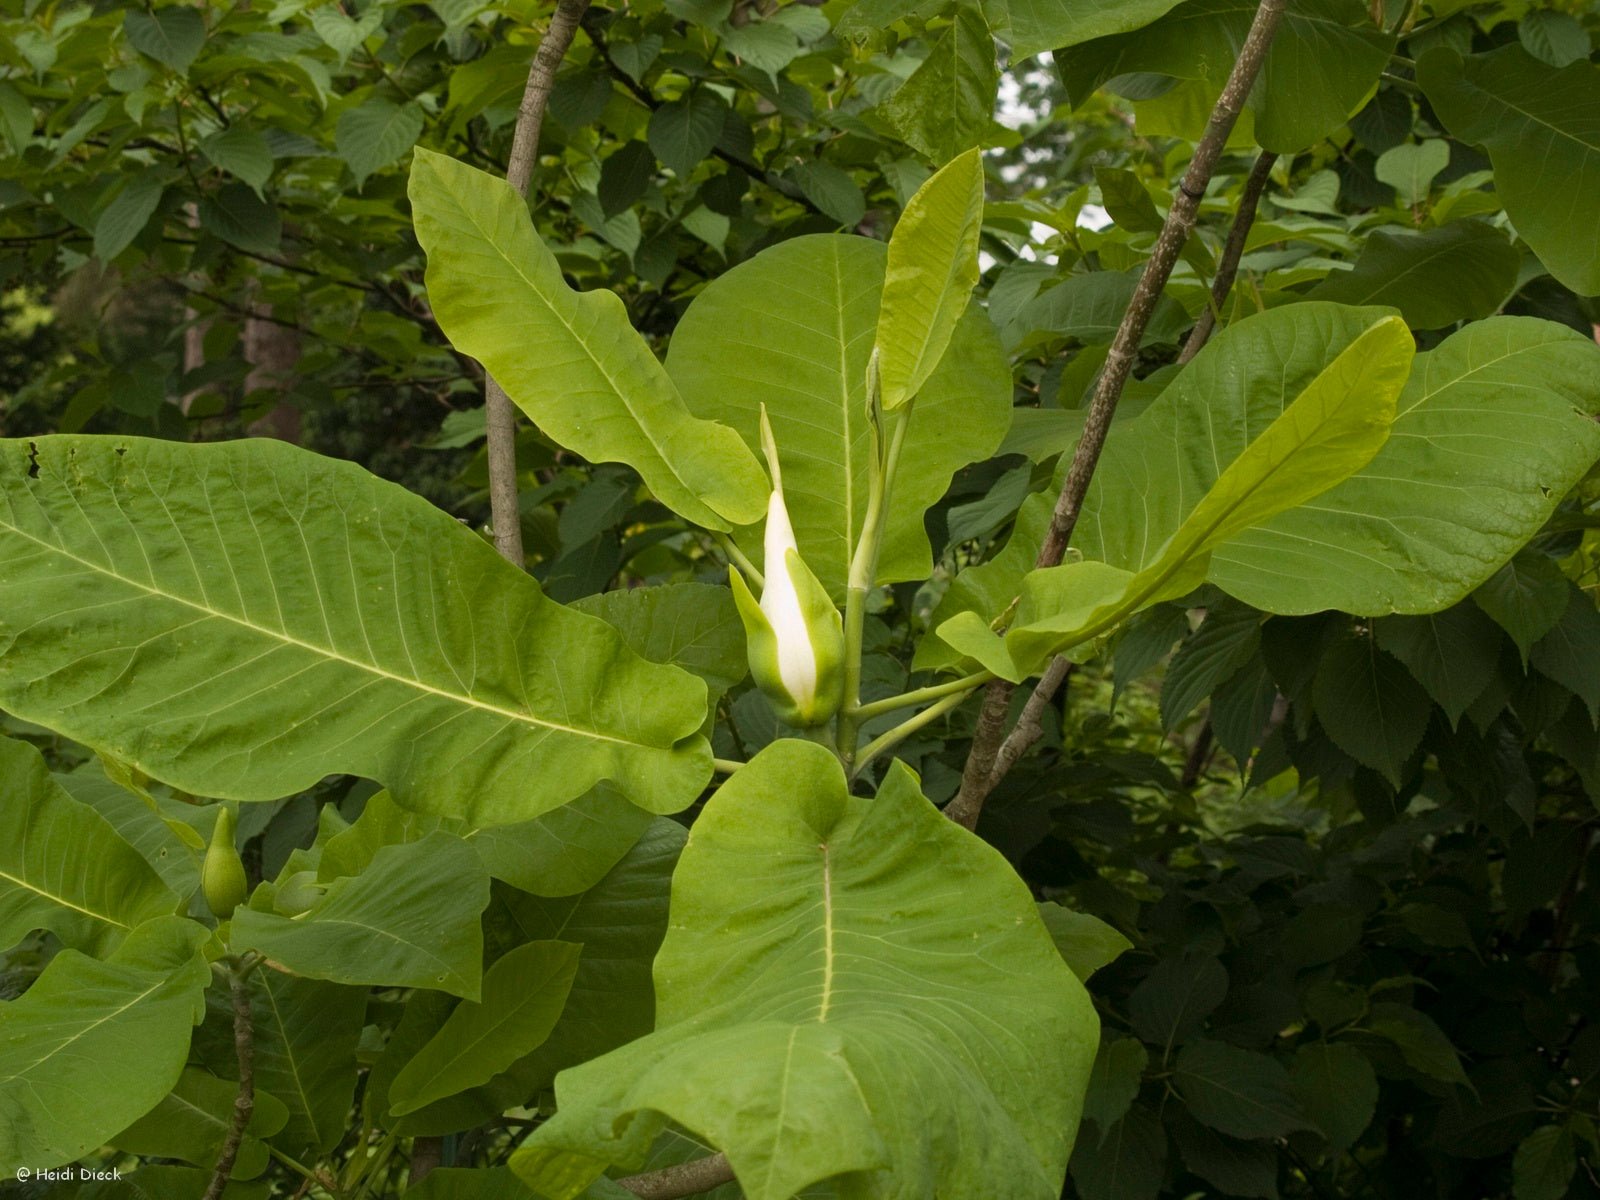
[
  {"xmin": 511, "ymin": 740, "xmax": 1098, "ymax": 1200},
  {"xmin": 0, "ymin": 735, "xmax": 177, "ymax": 955},
  {"xmin": 1419, "ymin": 46, "xmax": 1600, "ymax": 295},
  {"xmin": 570, "ymin": 582, "xmax": 748, "ymax": 696},
  {"xmin": 991, "ymin": 316, "xmax": 1412, "ymax": 676},
  {"xmin": 875, "ymin": 148, "xmax": 984, "ymax": 410},
  {"xmin": 232, "ymin": 833, "xmax": 490, "ymax": 999},
  {"xmin": 1304, "ymin": 220, "xmax": 1521, "ymax": 330},
  {"xmin": 1212, "ymin": 318, "xmax": 1600, "ymax": 613},
  {"xmin": 111, "ymin": 1066, "xmax": 289, "ymax": 1180},
  {"xmin": 0, "ymin": 436, "xmax": 713, "ymax": 824},
  {"xmin": 1057, "ymin": 0, "xmax": 1394, "ymax": 153},
  {"xmin": 389, "ymin": 819, "xmax": 683, "ymax": 1136},
  {"xmin": 247, "ymin": 973, "xmax": 366, "ymax": 1155},
  {"xmin": 665, "ymin": 234, "xmax": 1012, "ymax": 597},
  {"xmin": 0, "ymin": 916, "xmax": 210, "ymax": 1173},
  {"xmin": 409, "ymin": 148, "xmax": 766, "ymax": 530},
  {"xmin": 388, "ymin": 940, "xmax": 581, "ymax": 1115},
  {"xmin": 1003, "ymin": 0, "xmax": 1188, "ymax": 59}
]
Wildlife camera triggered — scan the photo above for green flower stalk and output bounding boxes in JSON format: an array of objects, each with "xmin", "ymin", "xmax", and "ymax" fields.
[
  {"xmin": 730, "ymin": 409, "xmax": 845, "ymax": 728},
  {"xmin": 201, "ymin": 805, "xmax": 248, "ymax": 919}
]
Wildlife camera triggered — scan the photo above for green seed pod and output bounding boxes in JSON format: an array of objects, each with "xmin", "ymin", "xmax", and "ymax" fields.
[{"xmin": 201, "ymin": 806, "xmax": 248, "ymax": 919}]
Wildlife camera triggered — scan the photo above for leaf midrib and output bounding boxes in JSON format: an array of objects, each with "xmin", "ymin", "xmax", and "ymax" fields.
[{"xmin": 0, "ymin": 520, "xmax": 641, "ymax": 750}]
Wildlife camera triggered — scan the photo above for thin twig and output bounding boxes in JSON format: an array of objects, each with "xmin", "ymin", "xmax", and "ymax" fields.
[
  {"xmin": 616, "ymin": 1152, "xmax": 736, "ymax": 1199},
  {"xmin": 201, "ymin": 970, "xmax": 255, "ymax": 1200},
  {"xmin": 944, "ymin": 0, "xmax": 1290, "ymax": 831},
  {"xmin": 1179, "ymin": 149, "xmax": 1277, "ymax": 365},
  {"xmin": 484, "ymin": 0, "xmax": 592, "ymax": 566},
  {"xmin": 983, "ymin": 657, "xmax": 1073, "ymax": 791}
]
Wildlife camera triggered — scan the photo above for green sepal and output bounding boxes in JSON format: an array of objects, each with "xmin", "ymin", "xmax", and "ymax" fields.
[
  {"xmin": 728, "ymin": 562, "xmax": 845, "ymax": 729},
  {"xmin": 784, "ymin": 547, "xmax": 846, "ymax": 727}
]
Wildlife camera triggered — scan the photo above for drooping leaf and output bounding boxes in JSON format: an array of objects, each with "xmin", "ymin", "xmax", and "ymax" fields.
[
  {"xmin": 1057, "ymin": 0, "xmax": 1395, "ymax": 154},
  {"xmin": 880, "ymin": 5, "xmax": 997, "ymax": 163},
  {"xmin": 386, "ymin": 819, "xmax": 684, "ymax": 1135},
  {"xmin": 1374, "ymin": 606, "xmax": 1502, "ymax": 726},
  {"xmin": 1304, "ymin": 220, "xmax": 1520, "ymax": 330},
  {"xmin": 1311, "ymin": 632, "xmax": 1431, "ymax": 787},
  {"xmin": 0, "ymin": 916, "xmax": 210, "ymax": 1174},
  {"xmin": 200, "ymin": 128, "xmax": 275, "ymax": 192},
  {"xmin": 1513, "ymin": 1125, "xmax": 1578, "ymax": 1200},
  {"xmin": 245, "ymin": 973, "xmax": 366, "ymax": 1155},
  {"xmin": 1367, "ymin": 1002, "xmax": 1467, "ymax": 1084},
  {"xmin": 232, "ymin": 833, "xmax": 490, "ymax": 999},
  {"xmin": 1473, "ymin": 552, "xmax": 1572, "ymax": 659},
  {"xmin": 1168, "ymin": 1111, "xmax": 1279, "ymax": 1199},
  {"xmin": 647, "ymin": 91, "xmax": 727, "ymax": 178},
  {"xmin": 1069, "ymin": 1104, "xmax": 1166, "ymax": 1200},
  {"xmin": 1518, "ymin": 10, "xmax": 1590, "ymax": 69},
  {"xmin": 1210, "ymin": 318, "xmax": 1600, "ymax": 614},
  {"xmin": 665, "ymin": 234, "xmax": 1012, "ymax": 597},
  {"xmin": 0, "ymin": 436, "xmax": 713, "ymax": 824},
  {"xmin": 788, "ymin": 160, "xmax": 867, "ymax": 227},
  {"xmin": 1290, "ymin": 1042, "xmax": 1377, "ymax": 1152},
  {"xmin": 1038, "ymin": 902, "xmax": 1133, "ymax": 982},
  {"xmin": 198, "ymin": 183, "xmax": 281, "ymax": 255},
  {"xmin": 407, "ymin": 1168, "xmax": 552, "ymax": 1200},
  {"xmin": 1173, "ymin": 1040, "xmax": 1314, "ymax": 1140},
  {"xmin": 0, "ymin": 736, "xmax": 177, "ymax": 955},
  {"xmin": 336, "ymin": 99, "xmax": 424, "ymax": 188},
  {"xmin": 1529, "ymin": 591, "xmax": 1600, "ymax": 724},
  {"xmin": 123, "ymin": 8, "xmax": 206, "ymax": 73},
  {"xmin": 94, "ymin": 175, "xmax": 166, "ymax": 262},
  {"xmin": 1011, "ymin": 269, "xmax": 1190, "ymax": 350},
  {"xmin": 1159, "ymin": 603, "xmax": 1263, "ymax": 731},
  {"xmin": 597, "ymin": 141, "xmax": 655, "ymax": 218},
  {"xmin": 1081, "ymin": 1037, "xmax": 1149, "ymax": 1133},
  {"xmin": 1004, "ymin": 0, "xmax": 1188, "ymax": 59},
  {"xmin": 409, "ymin": 149, "xmax": 767, "ymax": 531},
  {"xmin": 875, "ymin": 147, "xmax": 985, "ymax": 410},
  {"xmin": 511, "ymin": 740, "xmax": 1098, "ymax": 1200},
  {"xmin": 111, "ymin": 1067, "xmax": 289, "ymax": 1180},
  {"xmin": 1000, "ymin": 316, "xmax": 1411, "ymax": 676},
  {"xmin": 1419, "ymin": 45, "xmax": 1600, "ymax": 295},
  {"xmin": 1129, "ymin": 954, "xmax": 1228, "ymax": 1051},
  {"xmin": 56, "ymin": 765, "xmax": 200, "ymax": 895},
  {"xmin": 388, "ymin": 940, "xmax": 581, "ymax": 1115}
]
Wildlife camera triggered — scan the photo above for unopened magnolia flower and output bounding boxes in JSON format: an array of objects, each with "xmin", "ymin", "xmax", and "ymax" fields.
[{"xmin": 729, "ymin": 409, "xmax": 845, "ymax": 728}]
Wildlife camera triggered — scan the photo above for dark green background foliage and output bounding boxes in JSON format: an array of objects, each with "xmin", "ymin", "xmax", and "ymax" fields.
[{"xmin": 3, "ymin": 0, "xmax": 1600, "ymax": 1196}]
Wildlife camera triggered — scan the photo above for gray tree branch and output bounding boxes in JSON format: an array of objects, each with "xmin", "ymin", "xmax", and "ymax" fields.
[
  {"xmin": 484, "ymin": 0, "xmax": 593, "ymax": 566},
  {"xmin": 201, "ymin": 970, "xmax": 255, "ymax": 1200},
  {"xmin": 616, "ymin": 1151, "xmax": 736, "ymax": 1198},
  {"xmin": 945, "ymin": 0, "xmax": 1290, "ymax": 831}
]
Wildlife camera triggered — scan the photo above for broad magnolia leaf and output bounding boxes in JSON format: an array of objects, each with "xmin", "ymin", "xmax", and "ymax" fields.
[
  {"xmin": 570, "ymin": 582, "xmax": 748, "ymax": 695},
  {"xmin": 409, "ymin": 148, "xmax": 766, "ymax": 530},
  {"xmin": 0, "ymin": 436, "xmax": 713, "ymax": 825},
  {"xmin": 111, "ymin": 1066, "xmax": 289, "ymax": 1180},
  {"xmin": 0, "ymin": 916, "xmax": 210, "ymax": 1174},
  {"xmin": 1212, "ymin": 318, "xmax": 1600, "ymax": 614},
  {"xmin": 1419, "ymin": 46, "xmax": 1600, "ymax": 295},
  {"xmin": 233, "ymin": 833, "xmax": 490, "ymax": 999},
  {"xmin": 991, "ymin": 316, "xmax": 1412, "ymax": 677},
  {"xmin": 247, "ymin": 973, "xmax": 366, "ymax": 1155},
  {"xmin": 320, "ymin": 786, "xmax": 652, "ymax": 900},
  {"xmin": 665, "ymin": 234, "xmax": 1012, "ymax": 597},
  {"xmin": 1003, "ymin": 0, "xmax": 1187, "ymax": 59},
  {"xmin": 874, "ymin": 148, "xmax": 984, "ymax": 410},
  {"xmin": 880, "ymin": 5, "xmax": 997, "ymax": 164},
  {"xmin": 1304, "ymin": 220, "xmax": 1520, "ymax": 330},
  {"xmin": 511, "ymin": 740, "xmax": 1098, "ymax": 1200},
  {"xmin": 388, "ymin": 940, "xmax": 581, "ymax": 1115},
  {"xmin": 0, "ymin": 735, "xmax": 177, "ymax": 954},
  {"xmin": 389, "ymin": 819, "xmax": 683, "ymax": 1136},
  {"xmin": 56, "ymin": 765, "xmax": 201, "ymax": 895},
  {"xmin": 1057, "ymin": 0, "xmax": 1394, "ymax": 154}
]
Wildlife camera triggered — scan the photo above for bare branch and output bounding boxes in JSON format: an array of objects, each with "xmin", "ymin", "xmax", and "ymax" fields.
[
  {"xmin": 1179, "ymin": 149, "xmax": 1278, "ymax": 365},
  {"xmin": 616, "ymin": 1152, "xmax": 736, "ymax": 1199},
  {"xmin": 484, "ymin": 0, "xmax": 592, "ymax": 567},
  {"xmin": 945, "ymin": 0, "xmax": 1290, "ymax": 830},
  {"xmin": 201, "ymin": 971, "xmax": 255, "ymax": 1200}
]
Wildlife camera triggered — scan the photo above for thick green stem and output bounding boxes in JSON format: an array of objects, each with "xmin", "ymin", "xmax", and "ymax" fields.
[
  {"xmin": 851, "ymin": 689, "xmax": 972, "ymax": 779},
  {"xmin": 851, "ymin": 670, "xmax": 993, "ymax": 722},
  {"xmin": 837, "ymin": 407, "xmax": 911, "ymax": 769}
]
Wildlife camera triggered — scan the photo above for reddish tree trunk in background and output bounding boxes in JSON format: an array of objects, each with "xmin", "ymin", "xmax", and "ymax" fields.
[{"xmin": 244, "ymin": 308, "xmax": 302, "ymax": 444}]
